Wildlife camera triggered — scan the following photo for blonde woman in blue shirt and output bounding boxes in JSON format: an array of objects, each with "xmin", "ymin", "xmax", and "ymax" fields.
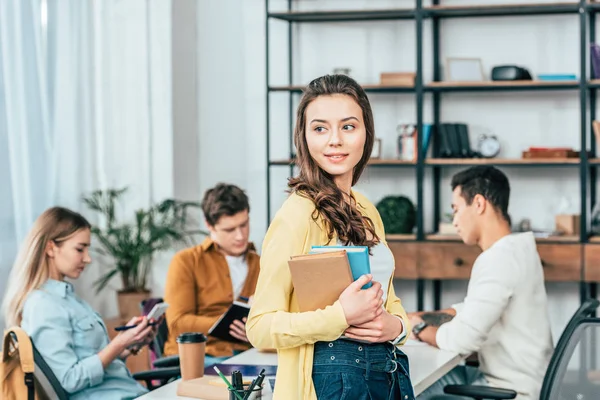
[
  {"xmin": 2, "ymin": 207, "xmax": 155, "ymax": 400},
  {"xmin": 247, "ymin": 74, "xmax": 414, "ymax": 399}
]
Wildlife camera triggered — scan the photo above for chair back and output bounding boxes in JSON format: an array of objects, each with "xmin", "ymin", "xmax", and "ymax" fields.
[
  {"xmin": 31, "ymin": 340, "xmax": 69, "ymax": 400},
  {"xmin": 543, "ymin": 317, "xmax": 600, "ymax": 399},
  {"xmin": 141, "ymin": 298, "xmax": 169, "ymax": 360},
  {"xmin": 540, "ymin": 298, "xmax": 600, "ymax": 399}
]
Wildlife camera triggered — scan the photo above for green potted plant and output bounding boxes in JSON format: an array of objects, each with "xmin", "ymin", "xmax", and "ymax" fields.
[
  {"xmin": 376, "ymin": 195, "xmax": 417, "ymax": 234},
  {"xmin": 82, "ymin": 188, "xmax": 206, "ymax": 319}
]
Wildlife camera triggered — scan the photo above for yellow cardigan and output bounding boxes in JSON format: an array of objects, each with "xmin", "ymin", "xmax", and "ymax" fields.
[{"xmin": 246, "ymin": 190, "xmax": 411, "ymax": 400}]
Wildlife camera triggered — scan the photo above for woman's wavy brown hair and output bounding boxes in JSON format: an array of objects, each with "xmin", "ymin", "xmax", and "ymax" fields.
[{"xmin": 288, "ymin": 74, "xmax": 379, "ymax": 248}]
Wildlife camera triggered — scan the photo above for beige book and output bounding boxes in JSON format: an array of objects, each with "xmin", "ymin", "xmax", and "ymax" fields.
[{"xmin": 288, "ymin": 250, "xmax": 353, "ymax": 312}]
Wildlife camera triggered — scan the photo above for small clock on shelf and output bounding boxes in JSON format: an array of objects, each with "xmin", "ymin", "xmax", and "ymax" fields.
[{"xmin": 477, "ymin": 134, "xmax": 500, "ymax": 158}]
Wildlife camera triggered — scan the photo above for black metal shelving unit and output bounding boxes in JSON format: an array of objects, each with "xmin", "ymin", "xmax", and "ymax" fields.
[{"xmin": 265, "ymin": 1, "xmax": 600, "ymax": 310}]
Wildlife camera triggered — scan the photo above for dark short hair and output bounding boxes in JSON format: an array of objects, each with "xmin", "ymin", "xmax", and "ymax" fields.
[
  {"xmin": 451, "ymin": 166, "xmax": 511, "ymax": 224},
  {"xmin": 201, "ymin": 183, "xmax": 249, "ymax": 226}
]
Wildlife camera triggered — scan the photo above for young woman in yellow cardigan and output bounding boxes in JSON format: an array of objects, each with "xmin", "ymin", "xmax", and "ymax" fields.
[{"xmin": 247, "ymin": 74, "xmax": 414, "ymax": 400}]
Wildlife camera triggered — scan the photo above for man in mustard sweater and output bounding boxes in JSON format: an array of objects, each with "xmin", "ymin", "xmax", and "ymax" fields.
[{"xmin": 163, "ymin": 183, "xmax": 260, "ymax": 364}]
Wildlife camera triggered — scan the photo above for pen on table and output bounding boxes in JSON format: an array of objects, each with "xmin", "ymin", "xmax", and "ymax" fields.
[
  {"xmin": 242, "ymin": 368, "xmax": 266, "ymax": 400},
  {"xmin": 233, "ymin": 370, "xmax": 244, "ymax": 390},
  {"xmin": 213, "ymin": 366, "xmax": 244, "ymax": 400}
]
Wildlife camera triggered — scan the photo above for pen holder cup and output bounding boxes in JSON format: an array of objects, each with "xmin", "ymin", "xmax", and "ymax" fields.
[{"xmin": 229, "ymin": 385, "xmax": 262, "ymax": 400}]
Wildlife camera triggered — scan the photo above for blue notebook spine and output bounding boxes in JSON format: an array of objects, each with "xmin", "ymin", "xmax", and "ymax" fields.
[{"xmin": 310, "ymin": 246, "xmax": 372, "ymax": 289}]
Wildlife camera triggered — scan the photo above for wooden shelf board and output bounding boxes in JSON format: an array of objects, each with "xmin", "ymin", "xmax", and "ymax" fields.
[
  {"xmin": 426, "ymin": 233, "xmax": 580, "ymax": 243},
  {"xmin": 270, "ymin": 159, "xmax": 294, "ymax": 166},
  {"xmin": 426, "ymin": 234, "xmax": 461, "ymax": 241},
  {"xmin": 427, "ymin": 80, "xmax": 577, "ymax": 88},
  {"xmin": 386, "ymin": 234, "xmax": 417, "ymax": 241},
  {"xmin": 589, "ymin": 158, "xmax": 600, "ymax": 164},
  {"xmin": 268, "ymin": 8, "xmax": 415, "ymax": 22},
  {"xmin": 270, "ymin": 84, "xmax": 415, "ymax": 92},
  {"xmin": 589, "ymin": 236, "xmax": 600, "ymax": 243},
  {"xmin": 536, "ymin": 235, "xmax": 580, "ymax": 243},
  {"xmin": 426, "ymin": 158, "xmax": 579, "ymax": 165},
  {"xmin": 425, "ymin": 2, "xmax": 577, "ymax": 11},
  {"xmin": 271, "ymin": 159, "xmax": 416, "ymax": 166},
  {"xmin": 368, "ymin": 159, "xmax": 416, "ymax": 166}
]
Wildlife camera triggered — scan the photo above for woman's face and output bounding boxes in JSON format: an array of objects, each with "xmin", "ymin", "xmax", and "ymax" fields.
[
  {"xmin": 46, "ymin": 228, "xmax": 92, "ymax": 281},
  {"xmin": 304, "ymin": 94, "xmax": 366, "ymax": 191}
]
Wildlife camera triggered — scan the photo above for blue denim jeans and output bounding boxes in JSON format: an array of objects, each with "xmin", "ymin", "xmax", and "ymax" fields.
[{"xmin": 312, "ymin": 338, "xmax": 416, "ymax": 400}]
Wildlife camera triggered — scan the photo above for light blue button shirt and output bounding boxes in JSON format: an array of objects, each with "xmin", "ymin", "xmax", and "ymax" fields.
[{"xmin": 21, "ymin": 279, "xmax": 148, "ymax": 400}]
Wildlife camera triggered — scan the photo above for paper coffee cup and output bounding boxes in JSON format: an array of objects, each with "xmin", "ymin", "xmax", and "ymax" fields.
[{"xmin": 177, "ymin": 332, "xmax": 207, "ymax": 380}]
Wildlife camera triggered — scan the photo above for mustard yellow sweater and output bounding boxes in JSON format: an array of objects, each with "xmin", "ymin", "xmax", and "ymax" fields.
[{"xmin": 246, "ymin": 190, "xmax": 410, "ymax": 400}]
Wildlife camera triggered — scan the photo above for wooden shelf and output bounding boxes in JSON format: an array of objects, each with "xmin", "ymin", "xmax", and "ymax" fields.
[
  {"xmin": 426, "ymin": 234, "xmax": 461, "ymax": 241},
  {"xmin": 426, "ymin": 80, "xmax": 578, "ymax": 92},
  {"xmin": 386, "ymin": 234, "xmax": 417, "ymax": 241},
  {"xmin": 270, "ymin": 159, "xmax": 416, "ymax": 167},
  {"xmin": 368, "ymin": 159, "xmax": 416, "ymax": 166},
  {"xmin": 588, "ymin": 79, "xmax": 600, "ymax": 87},
  {"xmin": 536, "ymin": 235, "xmax": 580, "ymax": 243},
  {"xmin": 273, "ymin": 158, "xmax": 580, "ymax": 167},
  {"xmin": 589, "ymin": 236, "xmax": 600, "ymax": 243},
  {"xmin": 268, "ymin": 3, "xmax": 579, "ymax": 22},
  {"xmin": 269, "ymin": 84, "xmax": 415, "ymax": 93},
  {"xmin": 426, "ymin": 233, "xmax": 580, "ymax": 243},
  {"xmin": 424, "ymin": 3, "xmax": 578, "ymax": 18},
  {"xmin": 268, "ymin": 8, "xmax": 415, "ymax": 23},
  {"xmin": 426, "ymin": 158, "xmax": 580, "ymax": 166},
  {"xmin": 589, "ymin": 158, "xmax": 600, "ymax": 165}
]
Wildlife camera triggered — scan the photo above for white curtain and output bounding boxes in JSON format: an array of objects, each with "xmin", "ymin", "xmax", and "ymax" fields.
[{"xmin": 0, "ymin": 0, "xmax": 173, "ymax": 331}]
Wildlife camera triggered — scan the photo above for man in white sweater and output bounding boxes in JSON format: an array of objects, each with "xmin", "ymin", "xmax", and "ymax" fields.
[{"xmin": 411, "ymin": 166, "xmax": 554, "ymax": 400}]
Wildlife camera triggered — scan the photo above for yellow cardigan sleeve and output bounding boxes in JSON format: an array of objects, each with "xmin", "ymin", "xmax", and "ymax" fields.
[{"xmin": 246, "ymin": 211, "xmax": 349, "ymax": 350}]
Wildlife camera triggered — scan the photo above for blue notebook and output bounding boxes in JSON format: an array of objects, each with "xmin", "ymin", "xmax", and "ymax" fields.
[{"xmin": 310, "ymin": 245, "xmax": 372, "ymax": 289}]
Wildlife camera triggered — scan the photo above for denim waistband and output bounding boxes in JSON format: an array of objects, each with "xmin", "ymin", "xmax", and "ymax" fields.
[{"xmin": 313, "ymin": 338, "xmax": 408, "ymax": 375}]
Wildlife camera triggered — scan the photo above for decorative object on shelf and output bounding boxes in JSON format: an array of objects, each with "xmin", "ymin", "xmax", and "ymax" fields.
[
  {"xmin": 517, "ymin": 218, "xmax": 532, "ymax": 232},
  {"xmin": 397, "ymin": 124, "xmax": 417, "ymax": 161},
  {"xmin": 591, "ymin": 203, "xmax": 600, "ymax": 235},
  {"xmin": 591, "ymin": 43, "xmax": 600, "ymax": 79},
  {"xmin": 521, "ymin": 147, "xmax": 578, "ymax": 159},
  {"xmin": 376, "ymin": 195, "xmax": 416, "ymax": 234},
  {"xmin": 445, "ymin": 57, "xmax": 485, "ymax": 82},
  {"xmin": 333, "ymin": 67, "xmax": 351, "ymax": 76},
  {"xmin": 490, "ymin": 65, "xmax": 532, "ymax": 81},
  {"xmin": 371, "ymin": 138, "xmax": 382, "ymax": 159},
  {"xmin": 82, "ymin": 188, "xmax": 206, "ymax": 319},
  {"xmin": 537, "ymin": 74, "xmax": 576, "ymax": 81},
  {"xmin": 477, "ymin": 133, "xmax": 501, "ymax": 158},
  {"xmin": 593, "ymin": 121, "xmax": 600, "ymax": 154},
  {"xmin": 438, "ymin": 212, "xmax": 457, "ymax": 236},
  {"xmin": 555, "ymin": 214, "xmax": 580, "ymax": 236},
  {"xmin": 379, "ymin": 72, "xmax": 416, "ymax": 86}
]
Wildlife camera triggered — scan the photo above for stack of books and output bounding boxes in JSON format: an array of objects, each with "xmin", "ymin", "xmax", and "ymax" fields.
[{"xmin": 288, "ymin": 246, "xmax": 371, "ymax": 312}]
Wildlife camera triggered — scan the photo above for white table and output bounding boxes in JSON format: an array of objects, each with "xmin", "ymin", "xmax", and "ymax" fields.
[{"xmin": 137, "ymin": 340, "xmax": 465, "ymax": 399}]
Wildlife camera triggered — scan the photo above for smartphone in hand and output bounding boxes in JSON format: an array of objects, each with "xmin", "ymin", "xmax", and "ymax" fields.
[{"xmin": 113, "ymin": 302, "xmax": 169, "ymax": 331}]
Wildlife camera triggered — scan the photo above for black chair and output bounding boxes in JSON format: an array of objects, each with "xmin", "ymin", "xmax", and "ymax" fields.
[
  {"xmin": 431, "ymin": 298, "xmax": 600, "ymax": 400},
  {"xmin": 130, "ymin": 298, "xmax": 181, "ymax": 389},
  {"xmin": 136, "ymin": 297, "xmax": 181, "ymax": 369}
]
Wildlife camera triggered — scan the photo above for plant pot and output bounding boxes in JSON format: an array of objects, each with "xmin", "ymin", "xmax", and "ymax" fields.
[{"xmin": 117, "ymin": 290, "xmax": 151, "ymax": 320}]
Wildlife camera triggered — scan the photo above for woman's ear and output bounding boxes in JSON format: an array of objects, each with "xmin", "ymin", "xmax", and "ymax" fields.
[{"xmin": 45, "ymin": 240, "xmax": 56, "ymax": 258}]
